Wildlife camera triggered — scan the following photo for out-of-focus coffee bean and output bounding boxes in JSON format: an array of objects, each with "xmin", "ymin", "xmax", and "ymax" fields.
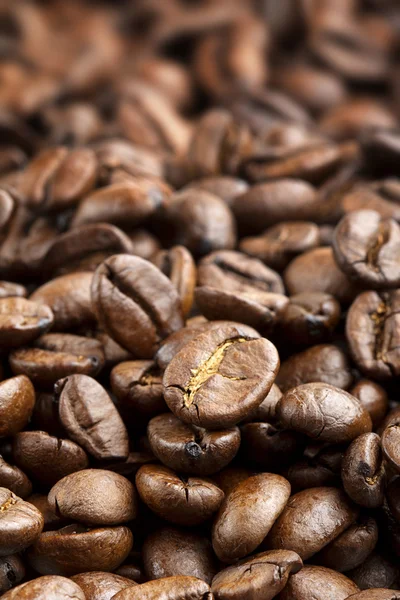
[
  {"xmin": 0, "ymin": 375, "xmax": 35, "ymax": 438},
  {"xmin": 0, "ymin": 456, "xmax": 31, "ymax": 499},
  {"xmin": 153, "ymin": 246, "xmax": 196, "ymax": 317},
  {"xmin": 278, "ymin": 565, "xmax": 359, "ymax": 600},
  {"xmin": 1, "ymin": 575, "xmax": 86, "ymax": 600},
  {"xmin": 111, "ymin": 360, "xmax": 166, "ymax": 420},
  {"xmin": 0, "ymin": 554, "xmax": 25, "ymax": 595},
  {"xmin": 279, "ymin": 293, "xmax": 341, "ymax": 346},
  {"xmin": 347, "ymin": 553, "xmax": 399, "ymax": 591},
  {"xmin": 350, "ymin": 380, "xmax": 388, "ymax": 428}
]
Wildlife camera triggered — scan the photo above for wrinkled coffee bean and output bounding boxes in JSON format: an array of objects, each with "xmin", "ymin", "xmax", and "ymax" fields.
[
  {"xmin": 0, "ymin": 488, "xmax": 44, "ymax": 556},
  {"xmin": 153, "ymin": 246, "xmax": 196, "ymax": 318},
  {"xmin": 111, "ymin": 360, "xmax": 166, "ymax": 420}
]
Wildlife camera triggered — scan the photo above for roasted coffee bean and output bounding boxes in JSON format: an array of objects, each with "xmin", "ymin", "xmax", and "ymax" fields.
[
  {"xmin": 240, "ymin": 221, "xmax": 320, "ymax": 271},
  {"xmin": 0, "ymin": 375, "xmax": 35, "ymax": 438},
  {"xmin": 163, "ymin": 323, "xmax": 279, "ymax": 429},
  {"xmin": 243, "ymin": 383, "xmax": 282, "ymax": 424},
  {"xmin": 0, "ymin": 297, "xmax": 53, "ymax": 348},
  {"xmin": 240, "ymin": 422, "xmax": 304, "ymax": 470},
  {"xmin": 382, "ymin": 423, "xmax": 400, "ymax": 473},
  {"xmin": 333, "ymin": 210, "xmax": 400, "ymax": 289},
  {"xmin": 186, "ymin": 176, "xmax": 249, "ymax": 206},
  {"xmin": 12, "ymin": 431, "xmax": 89, "ymax": 488},
  {"xmin": 0, "ymin": 456, "xmax": 32, "ymax": 498},
  {"xmin": 267, "ymin": 487, "xmax": 358, "ymax": 559},
  {"xmin": 56, "ymin": 374, "xmax": 129, "ymax": 461},
  {"xmin": 212, "ymin": 473, "xmax": 290, "ymax": 563},
  {"xmin": 1, "ymin": 575, "xmax": 86, "ymax": 600},
  {"xmin": 111, "ymin": 360, "xmax": 166, "ymax": 419},
  {"xmin": 136, "ymin": 464, "xmax": 224, "ymax": 526},
  {"xmin": 347, "ymin": 591, "xmax": 400, "ymax": 600},
  {"xmin": 315, "ymin": 516, "xmax": 379, "ymax": 572},
  {"xmin": 285, "ymin": 444, "xmax": 343, "ymax": 492},
  {"xmin": 28, "ymin": 524, "xmax": 133, "ymax": 576},
  {"xmin": 128, "ymin": 229, "xmax": 160, "ymax": 261},
  {"xmin": 279, "ymin": 565, "xmax": 359, "ymax": 600},
  {"xmin": 71, "ymin": 572, "xmax": 134, "ymax": 600},
  {"xmin": 111, "ymin": 576, "xmax": 210, "ymax": 600},
  {"xmin": 360, "ymin": 129, "xmax": 400, "ymax": 176},
  {"xmin": 346, "ymin": 290, "xmax": 400, "ymax": 379},
  {"xmin": 91, "ymin": 254, "xmax": 184, "ymax": 358},
  {"xmin": 278, "ymin": 292, "xmax": 341, "ymax": 346},
  {"xmin": 10, "ymin": 333, "xmax": 105, "ymax": 388},
  {"xmin": 277, "ymin": 383, "xmax": 372, "ymax": 443},
  {"xmin": 0, "ymin": 488, "xmax": 44, "ymax": 556},
  {"xmin": 153, "ymin": 246, "xmax": 196, "ymax": 317},
  {"xmin": 350, "ymin": 380, "xmax": 388, "ymax": 428},
  {"xmin": 27, "ymin": 494, "xmax": 65, "ymax": 532},
  {"xmin": 212, "ymin": 467, "xmax": 254, "ymax": 497},
  {"xmin": 342, "ymin": 433, "xmax": 385, "ymax": 507},
  {"xmin": 147, "ymin": 413, "xmax": 240, "ymax": 475},
  {"xmin": 0, "ymin": 554, "xmax": 25, "ymax": 595},
  {"xmin": 347, "ymin": 553, "xmax": 399, "ymax": 591},
  {"xmin": 0, "ymin": 281, "xmax": 26, "ymax": 299},
  {"xmin": 276, "ymin": 345, "xmax": 353, "ymax": 392},
  {"xmin": 142, "ymin": 526, "xmax": 217, "ymax": 584},
  {"xmin": 320, "ymin": 99, "xmax": 396, "ymax": 141}
]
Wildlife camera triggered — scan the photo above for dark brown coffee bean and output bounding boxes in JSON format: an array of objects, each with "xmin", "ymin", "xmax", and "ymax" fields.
[
  {"xmin": 333, "ymin": 210, "xmax": 400, "ymax": 289},
  {"xmin": 48, "ymin": 469, "xmax": 137, "ymax": 526},
  {"xmin": 0, "ymin": 375, "xmax": 35, "ymax": 438},
  {"xmin": 340, "ymin": 180, "xmax": 400, "ymax": 222},
  {"xmin": 95, "ymin": 330, "xmax": 133, "ymax": 369},
  {"xmin": 12, "ymin": 431, "xmax": 89, "ymax": 488},
  {"xmin": 112, "ymin": 576, "xmax": 210, "ymax": 600},
  {"xmin": 341, "ymin": 433, "xmax": 385, "ymax": 507},
  {"xmin": 382, "ymin": 424, "xmax": 400, "ymax": 473},
  {"xmin": 31, "ymin": 272, "xmax": 95, "ymax": 331},
  {"xmin": 136, "ymin": 464, "xmax": 224, "ymax": 526},
  {"xmin": 268, "ymin": 487, "xmax": 358, "ymax": 559},
  {"xmin": 186, "ymin": 176, "xmax": 249, "ymax": 206},
  {"xmin": 277, "ymin": 383, "xmax": 372, "ymax": 443},
  {"xmin": 163, "ymin": 323, "xmax": 279, "ymax": 429},
  {"xmin": 284, "ymin": 247, "xmax": 359, "ymax": 305},
  {"xmin": 72, "ymin": 572, "xmax": 134, "ymax": 600},
  {"xmin": 0, "ymin": 554, "xmax": 25, "ymax": 595},
  {"xmin": 56, "ymin": 374, "xmax": 129, "ymax": 461},
  {"xmin": 147, "ymin": 413, "xmax": 240, "ymax": 475},
  {"xmin": 27, "ymin": 493, "xmax": 65, "ymax": 532},
  {"xmin": 243, "ymin": 383, "xmax": 282, "ymax": 423},
  {"xmin": 347, "ymin": 591, "xmax": 400, "ymax": 600},
  {"xmin": 350, "ymin": 380, "xmax": 388, "ymax": 428},
  {"xmin": 320, "ymin": 99, "xmax": 396, "ymax": 141},
  {"xmin": 114, "ymin": 563, "xmax": 144, "ymax": 583},
  {"xmin": 387, "ymin": 477, "xmax": 400, "ymax": 523},
  {"xmin": 212, "ymin": 473, "xmax": 290, "ymax": 563},
  {"xmin": 143, "ymin": 526, "xmax": 217, "ymax": 584},
  {"xmin": 0, "ymin": 297, "xmax": 53, "ymax": 348},
  {"xmin": 91, "ymin": 254, "xmax": 184, "ymax": 358},
  {"xmin": 0, "ymin": 455, "xmax": 32, "ymax": 498},
  {"xmin": 240, "ymin": 422, "xmax": 304, "ymax": 470},
  {"xmin": 211, "ymin": 549, "xmax": 302, "ymax": 600},
  {"xmin": 0, "ymin": 281, "xmax": 26, "ymax": 299},
  {"xmin": 315, "ymin": 516, "xmax": 378, "ymax": 572},
  {"xmin": 232, "ymin": 179, "xmax": 318, "ymax": 233},
  {"xmin": 0, "ymin": 488, "xmax": 44, "ymax": 555},
  {"xmin": 10, "ymin": 333, "xmax": 105, "ymax": 388},
  {"xmin": 279, "ymin": 292, "xmax": 341, "ymax": 346},
  {"xmin": 346, "ymin": 290, "xmax": 400, "ymax": 379},
  {"xmin": 212, "ymin": 467, "xmax": 254, "ymax": 497},
  {"xmin": 153, "ymin": 246, "xmax": 196, "ymax": 318},
  {"xmin": 276, "ymin": 345, "xmax": 353, "ymax": 392},
  {"xmin": 279, "ymin": 565, "xmax": 359, "ymax": 600},
  {"xmin": 360, "ymin": 129, "xmax": 400, "ymax": 176},
  {"xmin": 28, "ymin": 524, "xmax": 133, "ymax": 576},
  {"xmin": 111, "ymin": 360, "xmax": 166, "ymax": 419},
  {"xmin": 347, "ymin": 553, "xmax": 399, "ymax": 591},
  {"xmin": 1, "ymin": 575, "xmax": 86, "ymax": 599},
  {"xmin": 285, "ymin": 444, "xmax": 343, "ymax": 492}
]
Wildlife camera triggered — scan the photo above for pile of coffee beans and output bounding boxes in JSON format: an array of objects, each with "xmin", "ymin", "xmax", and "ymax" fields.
[{"xmin": 0, "ymin": 0, "xmax": 400, "ymax": 598}]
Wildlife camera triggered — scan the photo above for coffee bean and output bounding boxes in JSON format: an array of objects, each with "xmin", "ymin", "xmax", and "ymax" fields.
[
  {"xmin": 0, "ymin": 575, "xmax": 86, "ymax": 599},
  {"xmin": 360, "ymin": 129, "xmax": 400, "ymax": 177},
  {"xmin": 382, "ymin": 423, "xmax": 400, "ymax": 473},
  {"xmin": 350, "ymin": 380, "xmax": 388, "ymax": 428},
  {"xmin": 212, "ymin": 473, "xmax": 290, "ymax": 563},
  {"xmin": 242, "ymin": 383, "xmax": 282, "ymax": 423},
  {"xmin": 0, "ymin": 555, "xmax": 25, "ymax": 595},
  {"xmin": 278, "ymin": 565, "xmax": 359, "ymax": 600},
  {"xmin": 0, "ymin": 297, "xmax": 53, "ymax": 348},
  {"xmin": 342, "ymin": 433, "xmax": 385, "ymax": 507},
  {"xmin": 56, "ymin": 374, "xmax": 129, "ymax": 461},
  {"xmin": 0, "ymin": 375, "xmax": 35, "ymax": 438},
  {"xmin": 347, "ymin": 591, "xmax": 400, "ymax": 600},
  {"xmin": 163, "ymin": 323, "xmax": 279, "ymax": 429},
  {"xmin": 267, "ymin": 487, "xmax": 358, "ymax": 559},
  {"xmin": 136, "ymin": 464, "xmax": 224, "ymax": 526},
  {"xmin": 347, "ymin": 553, "xmax": 399, "ymax": 591},
  {"xmin": 111, "ymin": 360, "xmax": 166, "ymax": 419},
  {"xmin": 285, "ymin": 444, "xmax": 343, "ymax": 492},
  {"xmin": 186, "ymin": 176, "xmax": 249, "ymax": 206},
  {"xmin": 0, "ymin": 456, "xmax": 31, "ymax": 499},
  {"xmin": 111, "ymin": 576, "xmax": 210, "ymax": 600},
  {"xmin": 147, "ymin": 413, "xmax": 240, "ymax": 475},
  {"xmin": 71, "ymin": 572, "xmax": 134, "ymax": 600},
  {"xmin": 0, "ymin": 488, "xmax": 44, "ymax": 556},
  {"xmin": 240, "ymin": 422, "xmax": 304, "ymax": 471},
  {"xmin": 153, "ymin": 246, "xmax": 196, "ymax": 317},
  {"xmin": 91, "ymin": 254, "xmax": 184, "ymax": 358},
  {"xmin": 27, "ymin": 494, "xmax": 65, "ymax": 532}
]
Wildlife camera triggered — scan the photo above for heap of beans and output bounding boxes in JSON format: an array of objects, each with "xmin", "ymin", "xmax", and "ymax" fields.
[{"xmin": 0, "ymin": 1, "xmax": 400, "ymax": 599}]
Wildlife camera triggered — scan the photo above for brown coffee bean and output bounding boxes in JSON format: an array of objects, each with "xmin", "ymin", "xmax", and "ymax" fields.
[
  {"xmin": 0, "ymin": 456, "xmax": 32, "ymax": 498},
  {"xmin": 319, "ymin": 99, "xmax": 396, "ymax": 141},
  {"xmin": 346, "ymin": 290, "xmax": 400, "ymax": 379},
  {"xmin": 276, "ymin": 345, "xmax": 353, "ymax": 392},
  {"xmin": 315, "ymin": 516, "xmax": 379, "ymax": 572},
  {"xmin": 285, "ymin": 444, "xmax": 343, "ymax": 492},
  {"xmin": 212, "ymin": 467, "xmax": 254, "ymax": 497},
  {"xmin": 112, "ymin": 576, "xmax": 210, "ymax": 600},
  {"xmin": 243, "ymin": 383, "xmax": 282, "ymax": 424},
  {"xmin": 211, "ymin": 549, "xmax": 302, "ymax": 600},
  {"xmin": 153, "ymin": 246, "xmax": 196, "ymax": 318},
  {"xmin": 136, "ymin": 464, "xmax": 224, "ymax": 526},
  {"xmin": 360, "ymin": 129, "xmax": 400, "ymax": 177},
  {"xmin": 347, "ymin": 553, "xmax": 399, "ymax": 591},
  {"xmin": 91, "ymin": 254, "xmax": 184, "ymax": 358},
  {"xmin": 0, "ymin": 488, "xmax": 44, "ymax": 556},
  {"xmin": 347, "ymin": 591, "xmax": 400, "ymax": 600},
  {"xmin": 71, "ymin": 572, "xmax": 134, "ymax": 600},
  {"xmin": 340, "ymin": 180, "xmax": 400, "ymax": 222},
  {"xmin": 48, "ymin": 469, "xmax": 137, "ymax": 526},
  {"xmin": 212, "ymin": 473, "xmax": 290, "ymax": 563},
  {"xmin": 128, "ymin": 229, "xmax": 160, "ymax": 261},
  {"xmin": 0, "ymin": 554, "xmax": 25, "ymax": 595},
  {"xmin": 279, "ymin": 565, "xmax": 359, "ymax": 600},
  {"xmin": 163, "ymin": 323, "xmax": 280, "ymax": 429},
  {"xmin": 143, "ymin": 526, "xmax": 217, "ymax": 584},
  {"xmin": 341, "ymin": 433, "xmax": 385, "ymax": 507},
  {"xmin": 240, "ymin": 422, "xmax": 304, "ymax": 471},
  {"xmin": 12, "ymin": 431, "xmax": 89, "ymax": 488},
  {"xmin": 29, "ymin": 524, "xmax": 133, "ymax": 576},
  {"xmin": 382, "ymin": 424, "xmax": 400, "ymax": 473},
  {"xmin": 268, "ymin": 487, "xmax": 358, "ymax": 559},
  {"xmin": 94, "ymin": 330, "xmax": 133, "ymax": 369},
  {"xmin": 31, "ymin": 272, "xmax": 95, "ymax": 331},
  {"xmin": 186, "ymin": 176, "xmax": 249, "ymax": 206},
  {"xmin": 0, "ymin": 297, "xmax": 53, "ymax": 348},
  {"xmin": 277, "ymin": 383, "xmax": 372, "ymax": 443},
  {"xmin": 0, "ymin": 281, "xmax": 26, "ymax": 299},
  {"xmin": 147, "ymin": 413, "xmax": 240, "ymax": 475},
  {"xmin": 350, "ymin": 380, "xmax": 388, "ymax": 428},
  {"xmin": 0, "ymin": 375, "xmax": 35, "ymax": 438},
  {"xmin": 56, "ymin": 374, "xmax": 129, "ymax": 461},
  {"xmin": 1, "ymin": 575, "xmax": 86, "ymax": 600},
  {"xmin": 27, "ymin": 494, "xmax": 65, "ymax": 532},
  {"xmin": 10, "ymin": 333, "xmax": 105, "ymax": 388},
  {"xmin": 111, "ymin": 360, "xmax": 166, "ymax": 419}
]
